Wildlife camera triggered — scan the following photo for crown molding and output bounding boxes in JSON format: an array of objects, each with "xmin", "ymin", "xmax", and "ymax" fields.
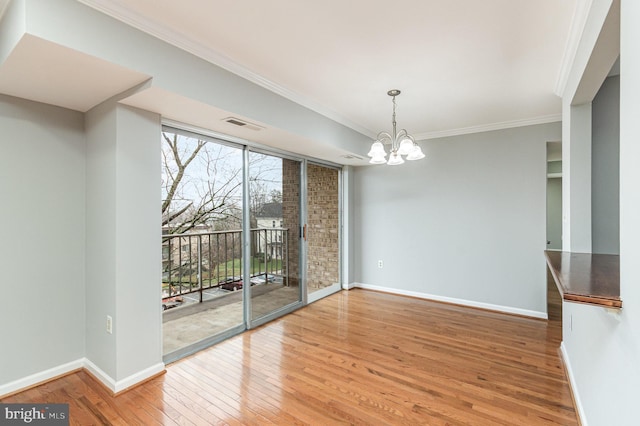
[
  {"xmin": 77, "ymin": 0, "xmax": 375, "ymax": 139},
  {"xmin": 554, "ymin": 0, "xmax": 594, "ymax": 97},
  {"xmin": 414, "ymin": 113, "xmax": 562, "ymax": 141}
]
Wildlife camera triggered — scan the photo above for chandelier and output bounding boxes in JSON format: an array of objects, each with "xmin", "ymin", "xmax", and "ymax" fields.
[{"xmin": 367, "ymin": 89, "xmax": 425, "ymax": 165}]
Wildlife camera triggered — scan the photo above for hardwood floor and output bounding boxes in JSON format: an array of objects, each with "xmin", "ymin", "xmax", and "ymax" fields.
[{"xmin": 2, "ymin": 289, "xmax": 577, "ymax": 425}]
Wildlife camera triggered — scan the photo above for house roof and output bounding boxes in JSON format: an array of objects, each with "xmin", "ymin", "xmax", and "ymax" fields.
[{"xmin": 255, "ymin": 202, "xmax": 282, "ymax": 218}]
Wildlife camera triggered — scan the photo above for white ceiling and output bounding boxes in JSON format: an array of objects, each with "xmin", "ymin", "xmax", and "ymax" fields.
[{"xmin": 79, "ymin": 0, "xmax": 577, "ymax": 140}]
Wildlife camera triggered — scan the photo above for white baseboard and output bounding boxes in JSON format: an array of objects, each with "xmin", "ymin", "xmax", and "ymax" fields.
[
  {"xmin": 342, "ymin": 281, "xmax": 356, "ymax": 290},
  {"xmin": 82, "ymin": 358, "xmax": 117, "ymax": 392},
  {"xmin": 353, "ymin": 283, "xmax": 548, "ymax": 319},
  {"xmin": 0, "ymin": 358, "xmax": 84, "ymax": 398},
  {"xmin": 84, "ymin": 359, "xmax": 165, "ymax": 394},
  {"xmin": 114, "ymin": 362, "xmax": 165, "ymax": 393},
  {"xmin": 560, "ymin": 342, "xmax": 587, "ymax": 426},
  {"xmin": 1, "ymin": 359, "xmax": 165, "ymax": 398}
]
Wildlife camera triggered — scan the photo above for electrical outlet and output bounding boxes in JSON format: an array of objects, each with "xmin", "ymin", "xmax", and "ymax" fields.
[
  {"xmin": 106, "ymin": 315, "xmax": 113, "ymax": 334},
  {"xmin": 378, "ymin": 260, "xmax": 383, "ymax": 269}
]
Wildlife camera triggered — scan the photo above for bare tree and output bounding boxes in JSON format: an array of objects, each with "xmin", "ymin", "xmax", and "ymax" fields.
[
  {"xmin": 161, "ymin": 132, "xmax": 283, "ymax": 235},
  {"xmin": 162, "ymin": 132, "xmax": 243, "ymax": 234},
  {"xmin": 269, "ymin": 189, "xmax": 283, "ymax": 204}
]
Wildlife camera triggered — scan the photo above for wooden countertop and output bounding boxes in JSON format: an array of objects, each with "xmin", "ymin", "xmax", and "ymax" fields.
[{"xmin": 544, "ymin": 251, "xmax": 621, "ymax": 308}]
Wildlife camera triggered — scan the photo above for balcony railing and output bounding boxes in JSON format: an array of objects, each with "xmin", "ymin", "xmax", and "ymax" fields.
[{"xmin": 162, "ymin": 228, "xmax": 289, "ymax": 308}]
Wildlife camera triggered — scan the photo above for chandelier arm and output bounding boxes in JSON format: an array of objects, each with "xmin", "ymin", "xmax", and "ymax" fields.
[
  {"xmin": 376, "ymin": 132, "xmax": 393, "ymax": 145},
  {"xmin": 396, "ymin": 130, "xmax": 415, "ymax": 143}
]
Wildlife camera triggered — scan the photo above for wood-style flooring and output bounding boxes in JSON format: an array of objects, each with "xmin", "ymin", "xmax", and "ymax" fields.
[{"xmin": 1, "ymin": 289, "xmax": 577, "ymax": 425}]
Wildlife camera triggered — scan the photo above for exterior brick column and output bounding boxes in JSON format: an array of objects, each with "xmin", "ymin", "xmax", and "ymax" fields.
[
  {"xmin": 306, "ymin": 164, "xmax": 339, "ymax": 290},
  {"xmin": 282, "ymin": 159, "xmax": 300, "ymax": 287}
]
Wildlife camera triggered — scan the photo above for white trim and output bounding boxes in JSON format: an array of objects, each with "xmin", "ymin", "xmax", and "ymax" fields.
[
  {"xmin": 341, "ymin": 166, "xmax": 351, "ymax": 288},
  {"xmin": 560, "ymin": 342, "xmax": 587, "ymax": 426},
  {"xmin": 555, "ymin": 0, "xmax": 594, "ymax": 97},
  {"xmin": 342, "ymin": 282, "xmax": 356, "ymax": 290},
  {"xmin": 83, "ymin": 358, "xmax": 117, "ymax": 391},
  {"xmin": 113, "ymin": 362, "xmax": 166, "ymax": 393},
  {"xmin": 77, "ymin": 0, "xmax": 374, "ymax": 139},
  {"xmin": 1, "ymin": 358, "xmax": 165, "ymax": 398},
  {"xmin": 82, "ymin": 359, "xmax": 165, "ymax": 393},
  {"xmin": 308, "ymin": 283, "xmax": 342, "ymax": 304},
  {"xmin": 414, "ymin": 114, "xmax": 562, "ymax": 141},
  {"xmin": 0, "ymin": 359, "xmax": 84, "ymax": 398},
  {"xmin": 353, "ymin": 283, "xmax": 548, "ymax": 319}
]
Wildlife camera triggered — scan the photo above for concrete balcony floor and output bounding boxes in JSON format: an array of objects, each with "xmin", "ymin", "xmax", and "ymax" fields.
[{"xmin": 163, "ymin": 283, "xmax": 300, "ymax": 354}]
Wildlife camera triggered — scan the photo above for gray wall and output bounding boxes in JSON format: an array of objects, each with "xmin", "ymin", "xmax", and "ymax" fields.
[
  {"xmin": 0, "ymin": 93, "xmax": 162, "ymax": 390},
  {"xmin": 85, "ymin": 100, "xmax": 162, "ymax": 384},
  {"xmin": 354, "ymin": 122, "xmax": 561, "ymax": 315},
  {"xmin": 0, "ymin": 95, "xmax": 86, "ymax": 384},
  {"xmin": 85, "ymin": 98, "xmax": 118, "ymax": 378},
  {"xmin": 592, "ymin": 75, "xmax": 620, "ymax": 254},
  {"xmin": 113, "ymin": 105, "xmax": 162, "ymax": 380}
]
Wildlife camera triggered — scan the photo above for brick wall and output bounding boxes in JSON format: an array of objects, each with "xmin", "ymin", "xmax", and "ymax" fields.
[
  {"xmin": 282, "ymin": 159, "xmax": 300, "ymax": 287},
  {"xmin": 282, "ymin": 161, "xmax": 340, "ymax": 291},
  {"xmin": 306, "ymin": 164, "xmax": 339, "ymax": 290}
]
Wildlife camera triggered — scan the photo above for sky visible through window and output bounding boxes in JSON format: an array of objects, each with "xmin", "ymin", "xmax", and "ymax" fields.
[{"xmin": 161, "ymin": 131, "xmax": 283, "ymax": 232}]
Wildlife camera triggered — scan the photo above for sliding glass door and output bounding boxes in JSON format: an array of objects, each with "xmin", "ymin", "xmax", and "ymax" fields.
[
  {"xmin": 161, "ymin": 126, "xmax": 341, "ymax": 362},
  {"xmin": 161, "ymin": 129, "xmax": 245, "ymax": 362},
  {"xmin": 248, "ymin": 152, "xmax": 303, "ymax": 325}
]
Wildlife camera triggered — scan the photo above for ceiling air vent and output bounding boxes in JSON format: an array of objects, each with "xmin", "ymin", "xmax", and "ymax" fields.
[
  {"xmin": 222, "ymin": 117, "xmax": 264, "ymax": 131},
  {"xmin": 341, "ymin": 154, "xmax": 364, "ymax": 160}
]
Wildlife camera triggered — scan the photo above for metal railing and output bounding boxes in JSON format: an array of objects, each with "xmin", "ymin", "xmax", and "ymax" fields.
[{"xmin": 162, "ymin": 228, "xmax": 289, "ymax": 306}]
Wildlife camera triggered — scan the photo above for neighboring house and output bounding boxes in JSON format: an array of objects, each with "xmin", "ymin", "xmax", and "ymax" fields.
[{"xmin": 254, "ymin": 202, "xmax": 284, "ymax": 259}]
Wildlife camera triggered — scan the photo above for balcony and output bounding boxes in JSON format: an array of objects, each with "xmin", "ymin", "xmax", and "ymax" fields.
[{"xmin": 162, "ymin": 228, "xmax": 294, "ymax": 355}]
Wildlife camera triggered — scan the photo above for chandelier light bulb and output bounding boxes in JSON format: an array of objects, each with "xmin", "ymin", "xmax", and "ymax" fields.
[
  {"xmin": 387, "ymin": 151, "xmax": 405, "ymax": 165},
  {"xmin": 369, "ymin": 154, "xmax": 387, "ymax": 164},
  {"xmin": 406, "ymin": 145, "xmax": 426, "ymax": 161},
  {"xmin": 367, "ymin": 141, "xmax": 386, "ymax": 157},
  {"xmin": 397, "ymin": 138, "xmax": 414, "ymax": 156}
]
